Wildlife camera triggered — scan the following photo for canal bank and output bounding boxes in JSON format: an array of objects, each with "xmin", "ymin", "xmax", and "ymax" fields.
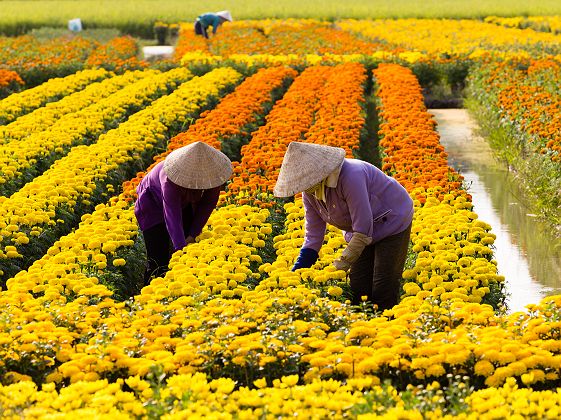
[{"xmin": 430, "ymin": 109, "xmax": 561, "ymax": 313}]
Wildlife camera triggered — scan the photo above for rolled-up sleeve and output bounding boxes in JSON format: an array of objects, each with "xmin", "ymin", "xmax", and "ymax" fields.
[
  {"xmin": 302, "ymin": 193, "xmax": 327, "ymax": 252},
  {"xmin": 340, "ymin": 169, "xmax": 373, "ymax": 238},
  {"xmin": 188, "ymin": 187, "xmax": 220, "ymax": 238}
]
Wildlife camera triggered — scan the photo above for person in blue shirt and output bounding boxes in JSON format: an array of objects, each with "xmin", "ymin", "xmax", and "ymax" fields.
[{"xmin": 194, "ymin": 10, "xmax": 233, "ymax": 39}]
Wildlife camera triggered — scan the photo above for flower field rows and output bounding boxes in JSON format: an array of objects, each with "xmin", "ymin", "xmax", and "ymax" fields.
[
  {"xmin": 0, "ymin": 16, "xmax": 560, "ymax": 418},
  {"xmin": 0, "ymin": 67, "xmax": 242, "ymax": 281},
  {"xmin": 0, "ymin": 68, "xmax": 109, "ymax": 125}
]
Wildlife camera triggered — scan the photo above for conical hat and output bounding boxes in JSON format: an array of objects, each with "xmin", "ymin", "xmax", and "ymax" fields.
[
  {"xmin": 163, "ymin": 142, "xmax": 232, "ymax": 189},
  {"xmin": 273, "ymin": 142, "xmax": 346, "ymax": 197},
  {"xmin": 216, "ymin": 10, "xmax": 233, "ymax": 22}
]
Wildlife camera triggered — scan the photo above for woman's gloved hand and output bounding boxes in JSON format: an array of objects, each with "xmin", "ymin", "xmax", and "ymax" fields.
[
  {"xmin": 291, "ymin": 248, "xmax": 319, "ymax": 271},
  {"xmin": 333, "ymin": 232, "xmax": 372, "ymax": 272}
]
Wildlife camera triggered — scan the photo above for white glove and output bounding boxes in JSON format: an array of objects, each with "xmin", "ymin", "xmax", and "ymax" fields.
[{"xmin": 333, "ymin": 232, "xmax": 372, "ymax": 272}]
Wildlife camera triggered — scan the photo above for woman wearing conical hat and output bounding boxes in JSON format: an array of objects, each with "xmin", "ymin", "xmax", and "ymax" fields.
[
  {"xmin": 274, "ymin": 142, "xmax": 414, "ymax": 310},
  {"xmin": 194, "ymin": 10, "xmax": 233, "ymax": 39},
  {"xmin": 134, "ymin": 142, "xmax": 232, "ymax": 283}
]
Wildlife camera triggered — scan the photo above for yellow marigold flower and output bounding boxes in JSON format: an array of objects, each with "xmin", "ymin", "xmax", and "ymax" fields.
[
  {"xmin": 112, "ymin": 258, "xmax": 126, "ymax": 266},
  {"xmin": 253, "ymin": 378, "xmax": 267, "ymax": 389},
  {"xmin": 281, "ymin": 375, "xmax": 299, "ymax": 387},
  {"xmin": 328, "ymin": 286, "xmax": 343, "ymax": 297}
]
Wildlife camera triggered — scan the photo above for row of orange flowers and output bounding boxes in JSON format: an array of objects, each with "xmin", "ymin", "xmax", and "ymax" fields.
[
  {"xmin": 225, "ymin": 65, "xmax": 332, "ymax": 204},
  {"xmin": 0, "ymin": 34, "xmax": 145, "ymax": 86},
  {"xmin": 375, "ymin": 64, "xmax": 468, "ymax": 204},
  {"xmin": 468, "ymin": 58, "xmax": 561, "ymax": 227},
  {"xmin": 84, "ymin": 35, "xmax": 148, "ymax": 73}
]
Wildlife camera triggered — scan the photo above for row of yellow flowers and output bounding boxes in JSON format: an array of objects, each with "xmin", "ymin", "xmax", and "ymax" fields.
[
  {"xmin": 485, "ymin": 15, "xmax": 561, "ymax": 35},
  {"xmin": 0, "ymin": 69, "xmax": 129, "ymax": 145},
  {"xmin": 5, "ymin": 372, "xmax": 561, "ymax": 418},
  {"xmin": 0, "ymin": 67, "xmax": 242, "ymax": 281},
  {"xmin": 0, "ymin": 69, "xmax": 158, "ymax": 196},
  {"xmin": 0, "ymin": 68, "xmax": 108, "ymax": 125}
]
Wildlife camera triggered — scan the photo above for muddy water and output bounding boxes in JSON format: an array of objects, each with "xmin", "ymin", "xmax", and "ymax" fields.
[{"xmin": 430, "ymin": 109, "xmax": 561, "ymax": 313}]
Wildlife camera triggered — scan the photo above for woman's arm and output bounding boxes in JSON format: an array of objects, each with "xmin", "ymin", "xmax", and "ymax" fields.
[{"xmin": 187, "ymin": 187, "xmax": 220, "ymax": 238}]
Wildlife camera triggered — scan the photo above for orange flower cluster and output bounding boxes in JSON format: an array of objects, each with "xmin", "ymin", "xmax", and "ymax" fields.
[
  {"xmin": 120, "ymin": 66, "xmax": 298, "ymax": 202},
  {"xmin": 0, "ymin": 69, "xmax": 24, "ymax": 89},
  {"xmin": 304, "ymin": 62, "xmax": 366, "ymax": 155},
  {"xmin": 495, "ymin": 62, "xmax": 561, "ymax": 161},
  {"xmin": 224, "ymin": 65, "xmax": 334, "ymax": 205},
  {"xmin": 173, "ymin": 25, "xmax": 210, "ymax": 60},
  {"xmin": 0, "ymin": 69, "xmax": 24, "ymax": 97},
  {"xmin": 374, "ymin": 63, "xmax": 466, "ymax": 202},
  {"xmin": 85, "ymin": 36, "xmax": 148, "ymax": 72}
]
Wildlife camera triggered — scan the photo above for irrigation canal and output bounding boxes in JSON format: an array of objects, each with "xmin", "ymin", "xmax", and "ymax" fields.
[{"xmin": 431, "ymin": 108, "xmax": 561, "ymax": 313}]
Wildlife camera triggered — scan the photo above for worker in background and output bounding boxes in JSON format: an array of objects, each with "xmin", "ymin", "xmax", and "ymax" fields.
[{"xmin": 194, "ymin": 10, "xmax": 233, "ymax": 39}]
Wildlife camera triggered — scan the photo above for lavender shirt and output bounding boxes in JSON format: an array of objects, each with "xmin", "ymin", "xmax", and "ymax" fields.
[
  {"xmin": 302, "ymin": 159, "xmax": 414, "ymax": 251},
  {"xmin": 134, "ymin": 161, "xmax": 220, "ymax": 250}
]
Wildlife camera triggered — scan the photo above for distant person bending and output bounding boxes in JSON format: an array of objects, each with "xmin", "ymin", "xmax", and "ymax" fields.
[{"xmin": 194, "ymin": 10, "xmax": 233, "ymax": 39}]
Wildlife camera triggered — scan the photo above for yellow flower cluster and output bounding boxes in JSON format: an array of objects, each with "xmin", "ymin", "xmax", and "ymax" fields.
[
  {"xmin": 181, "ymin": 52, "xmax": 381, "ymax": 71},
  {"xmin": 7, "ymin": 199, "xmax": 137, "ymax": 293},
  {"xmin": 401, "ymin": 190, "xmax": 502, "ymax": 304},
  {"xmin": 5, "ymin": 370, "xmax": 561, "ymax": 418},
  {"xmin": 486, "ymin": 15, "xmax": 561, "ymax": 35},
  {"xmin": 0, "ymin": 379, "xmax": 145, "ymax": 418},
  {"xmin": 0, "ymin": 68, "xmax": 109, "ymax": 125},
  {"xmin": 144, "ymin": 204, "xmax": 270, "ymax": 302},
  {"xmin": 0, "ymin": 70, "xmax": 147, "ymax": 145},
  {"xmin": 339, "ymin": 18, "xmax": 561, "ymax": 57},
  {"xmin": 0, "ymin": 69, "xmax": 162, "ymax": 193}
]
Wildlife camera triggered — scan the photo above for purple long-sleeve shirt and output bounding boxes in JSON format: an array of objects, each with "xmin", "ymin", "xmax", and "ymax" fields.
[
  {"xmin": 302, "ymin": 159, "xmax": 414, "ymax": 251},
  {"xmin": 134, "ymin": 161, "xmax": 220, "ymax": 250}
]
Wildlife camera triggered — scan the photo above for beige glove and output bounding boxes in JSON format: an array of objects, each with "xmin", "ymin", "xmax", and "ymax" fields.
[{"xmin": 333, "ymin": 232, "xmax": 373, "ymax": 272}]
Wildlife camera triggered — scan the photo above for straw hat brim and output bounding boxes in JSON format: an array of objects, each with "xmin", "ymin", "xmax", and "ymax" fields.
[
  {"xmin": 273, "ymin": 142, "xmax": 346, "ymax": 197},
  {"xmin": 163, "ymin": 142, "xmax": 232, "ymax": 189},
  {"xmin": 216, "ymin": 10, "xmax": 233, "ymax": 21}
]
